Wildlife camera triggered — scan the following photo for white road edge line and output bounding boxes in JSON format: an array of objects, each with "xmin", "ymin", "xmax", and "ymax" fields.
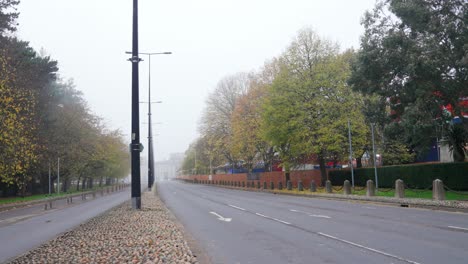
[
  {"xmin": 317, "ymin": 232, "xmax": 421, "ymax": 264},
  {"xmin": 448, "ymin": 225, "xmax": 468, "ymax": 231},
  {"xmin": 228, "ymin": 204, "xmax": 246, "ymax": 211}
]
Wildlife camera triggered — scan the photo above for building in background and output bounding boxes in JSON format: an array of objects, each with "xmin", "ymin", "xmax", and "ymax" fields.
[{"xmin": 155, "ymin": 153, "xmax": 184, "ymax": 180}]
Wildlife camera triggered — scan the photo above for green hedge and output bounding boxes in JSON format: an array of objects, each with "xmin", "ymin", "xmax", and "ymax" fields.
[{"xmin": 329, "ymin": 162, "xmax": 468, "ymax": 190}]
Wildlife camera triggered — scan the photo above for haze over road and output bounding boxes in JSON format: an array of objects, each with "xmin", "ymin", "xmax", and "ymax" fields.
[
  {"xmin": 0, "ymin": 190, "xmax": 130, "ymax": 263},
  {"xmin": 159, "ymin": 181, "xmax": 468, "ymax": 264}
]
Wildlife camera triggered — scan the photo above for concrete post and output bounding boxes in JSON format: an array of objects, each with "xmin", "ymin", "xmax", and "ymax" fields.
[
  {"xmin": 298, "ymin": 181, "xmax": 303, "ymax": 191},
  {"xmin": 310, "ymin": 180, "xmax": 317, "ymax": 192},
  {"xmin": 278, "ymin": 182, "xmax": 283, "ymax": 190},
  {"xmin": 325, "ymin": 180, "xmax": 332, "ymax": 193},
  {"xmin": 395, "ymin": 179, "xmax": 405, "ymax": 198},
  {"xmin": 270, "ymin": 182, "xmax": 274, "ymax": 190},
  {"xmin": 343, "ymin": 180, "xmax": 351, "ymax": 195},
  {"xmin": 287, "ymin": 181, "xmax": 292, "ymax": 190},
  {"xmin": 432, "ymin": 179, "xmax": 445, "ymax": 201},
  {"xmin": 366, "ymin": 180, "xmax": 375, "ymax": 197}
]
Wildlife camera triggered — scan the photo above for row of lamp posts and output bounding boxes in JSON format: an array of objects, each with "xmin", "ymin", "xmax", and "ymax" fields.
[{"xmin": 129, "ymin": 0, "xmax": 171, "ymax": 209}]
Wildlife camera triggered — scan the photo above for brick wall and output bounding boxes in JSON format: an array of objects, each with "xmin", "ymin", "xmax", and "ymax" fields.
[{"xmin": 178, "ymin": 170, "xmax": 323, "ymax": 188}]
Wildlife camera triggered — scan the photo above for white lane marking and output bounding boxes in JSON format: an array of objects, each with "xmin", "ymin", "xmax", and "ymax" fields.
[
  {"xmin": 309, "ymin": 214, "xmax": 331, "ymax": 219},
  {"xmin": 255, "ymin": 213, "xmax": 291, "ymax": 225},
  {"xmin": 318, "ymin": 232, "xmax": 421, "ymax": 264},
  {"xmin": 228, "ymin": 204, "xmax": 246, "ymax": 211},
  {"xmin": 290, "ymin": 209, "xmax": 331, "ymax": 219},
  {"xmin": 448, "ymin": 225, "xmax": 468, "ymax": 231},
  {"xmin": 209, "ymin": 212, "xmax": 232, "ymax": 222},
  {"xmin": 364, "ymin": 206, "xmax": 376, "ymax": 209},
  {"xmin": 272, "ymin": 218, "xmax": 291, "ymax": 225},
  {"xmin": 255, "ymin": 213, "xmax": 268, "ymax": 218}
]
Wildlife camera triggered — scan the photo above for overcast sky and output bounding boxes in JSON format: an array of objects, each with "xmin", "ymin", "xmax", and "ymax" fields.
[{"xmin": 17, "ymin": 0, "xmax": 377, "ymax": 162}]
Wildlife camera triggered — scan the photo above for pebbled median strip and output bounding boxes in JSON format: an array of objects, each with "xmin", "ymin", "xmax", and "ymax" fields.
[{"xmin": 8, "ymin": 192, "xmax": 198, "ymax": 264}]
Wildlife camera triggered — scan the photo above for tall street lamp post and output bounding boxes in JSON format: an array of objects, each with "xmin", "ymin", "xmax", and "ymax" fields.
[{"xmin": 129, "ymin": 0, "xmax": 142, "ymax": 209}]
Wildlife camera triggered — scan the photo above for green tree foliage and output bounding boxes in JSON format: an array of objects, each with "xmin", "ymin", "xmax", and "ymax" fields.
[
  {"xmin": 0, "ymin": 0, "xmax": 19, "ymax": 35},
  {"xmin": 349, "ymin": 0, "xmax": 467, "ymax": 159},
  {"xmin": 0, "ymin": 5, "xmax": 129, "ymax": 196},
  {"xmin": 262, "ymin": 29, "xmax": 369, "ymax": 183}
]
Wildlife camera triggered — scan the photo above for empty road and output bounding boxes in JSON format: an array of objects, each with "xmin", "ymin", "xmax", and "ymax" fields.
[
  {"xmin": 159, "ymin": 181, "xmax": 468, "ymax": 264},
  {"xmin": 0, "ymin": 189, "xmax": 130, "ymax": 263}
]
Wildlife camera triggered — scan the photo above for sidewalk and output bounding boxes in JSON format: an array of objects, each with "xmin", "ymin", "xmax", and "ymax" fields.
[{"xmin": 0, "ymin": 185, "xmax": 125, "ymax": 213}]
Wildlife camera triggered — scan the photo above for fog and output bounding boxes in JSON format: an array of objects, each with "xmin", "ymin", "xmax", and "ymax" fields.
[{"xmin": 17, "ymin": 0, "xmax": 376, "ymax": 162}]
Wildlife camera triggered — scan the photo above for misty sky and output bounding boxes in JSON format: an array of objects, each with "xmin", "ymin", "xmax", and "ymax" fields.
[{"xmin": 17, "ymin": 0, "xmax": 376, "ymax": 162}]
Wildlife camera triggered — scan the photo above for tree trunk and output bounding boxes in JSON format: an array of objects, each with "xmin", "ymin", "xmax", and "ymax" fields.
[
  {"xmin": 356, "ymin": 157, "xmax": 362, "ymax": 168},
  {"xmin": 76, "ymin": 177, "xmax": 81, "ymax": 191},
  {"xmin": 284, "ymin": 162, "xmax": 290, "ymax": 183},
  {"xmin": 318, "ymin": 155, "xmax": 327, "ymax": 185}
]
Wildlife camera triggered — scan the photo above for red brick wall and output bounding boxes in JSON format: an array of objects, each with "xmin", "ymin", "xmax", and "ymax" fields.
[{"xmin": 178, "ymin": 170, "xmax": 323, "ymax": 188}]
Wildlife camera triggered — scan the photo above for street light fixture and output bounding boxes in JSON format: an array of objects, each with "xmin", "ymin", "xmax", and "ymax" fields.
[{"xmin": 128, "ymin": 51, "xmax": 171, "ymax": 191}]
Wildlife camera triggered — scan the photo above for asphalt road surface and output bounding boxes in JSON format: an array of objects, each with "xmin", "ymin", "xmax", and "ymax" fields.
[
  {"xmin": 0, "ymin": 189, "xmax": 130, "ymax": 263},
  {"xmin": 158, "ymin": 181, "xmax": 468, "ymax": 264}
]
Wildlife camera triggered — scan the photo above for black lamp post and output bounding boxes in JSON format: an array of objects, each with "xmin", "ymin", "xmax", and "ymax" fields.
[{"xmin": 129, "ymin": 0, "xmax": 141, "ymax": 209}]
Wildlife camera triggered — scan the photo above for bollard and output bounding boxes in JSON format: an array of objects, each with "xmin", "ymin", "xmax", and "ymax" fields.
[
  {"xmin": 263, "ymin": 182, "xmax": 267, "ymax": 189},
  {"xmin": 432, "ymin": 179, "xmax": 445, "ymax": 201},
  {"xmin": 278, "ymin": 181, "xmax": 283, "ymax": 190},
  {"xmin": 270, "ymin": 181, "xmax": 275, "ymax": 190},
  {"xmin": 287, "ymin": 181, "xmax": 292, "ymax": 190},
  {"xmin": 310, "ymin": 180, "xmax": 317, "ymax": 192},
  {"xmin": 343, "ymin": 180, "xmax": 351, "ymax": 195},
  {"xmin": 366, "ymin": 180, "xmax": 375, "ymax": 197},
  {"xmin": 298, "ymin": 181, "xmax": 303, "ymax": 191},
  {"xmin": 70, "ymin": 196, "xmax": 73, "ymax": 203},
  {"xmin": 257, "ymin": 181, "xmax": 261, "ymax": 189},
  {"xmin": 325, "ymin": 180, "xmax": 332, "ymax": 193},
  {"xmin": 44, "ymin": 203, "xmax": 48, "ymax": 210},
  {"xmin": 395, "ymin": 179, "xmax": 405, "ymax": 198},
  {"xmin": 242, "ymin": 182, "xmax": 245, "ymax": 188}
]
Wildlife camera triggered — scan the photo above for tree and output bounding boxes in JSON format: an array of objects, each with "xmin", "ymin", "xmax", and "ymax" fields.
[
  {"xmin": 0, "ymin": 0, "xmax": 19, "ymax": 36},
  {"xmin": 262, "ymin": 28, "xmax": 369, "ymax": 183},
  {"xmin": 349, "ymin": 0, "xmax": 467, "ymax": 159},
  {"xmin": 199, "ymin": 72, "xmax": 250, "ymax": 166}
]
